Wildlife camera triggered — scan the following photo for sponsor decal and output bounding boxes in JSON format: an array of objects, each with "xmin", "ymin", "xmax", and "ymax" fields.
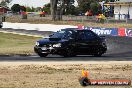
[
  {"xmin": 89, "ymin": 27, "xmax": 118, "ymax": 36},
  {"xmin": 126, "ymin": 29, "xmax": 132, "ymax": 37},
  {"xmin": 79, "ymin": 69, "xmax": 131, "ymax": 86},
  {"xmin": 118, "ymin": 28, "xmax": 126, "ymax": 36},
  {"xmin": 81, "ymin": 26, "xmax": 118, "ymax": 36},
  {"xmin": 77, "ymin": 25, "xmax": 132, "ymax": 37}
]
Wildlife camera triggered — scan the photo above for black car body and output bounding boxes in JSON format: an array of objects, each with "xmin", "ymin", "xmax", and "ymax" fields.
[{"xmin": 34, "ymin": 28, "xmax": 107, "ymax": 57}]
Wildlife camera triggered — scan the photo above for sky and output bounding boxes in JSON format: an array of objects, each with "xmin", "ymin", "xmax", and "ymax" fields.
[{"xmin": 10, "ymin": 0, "xmax": 50, "ymax": 7}]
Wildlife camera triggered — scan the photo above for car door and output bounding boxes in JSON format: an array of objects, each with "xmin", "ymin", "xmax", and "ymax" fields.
[{"xmin": 75, "ymin": 30, "xmax": 100, "ymax": 54}]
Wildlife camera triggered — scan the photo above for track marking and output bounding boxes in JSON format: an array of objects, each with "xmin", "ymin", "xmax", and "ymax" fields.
[{"xmin": 0, "ymin": 31, "xmax": 43, "ymax": 37}]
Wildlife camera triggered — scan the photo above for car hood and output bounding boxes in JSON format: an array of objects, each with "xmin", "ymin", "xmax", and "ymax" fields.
[{"xmin": 37, "ymin": 38, "xmax": 68, "ymax": 45}]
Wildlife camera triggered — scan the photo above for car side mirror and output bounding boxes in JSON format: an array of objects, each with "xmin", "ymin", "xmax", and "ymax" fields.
[{"xmin": 49, "ymin": 35, "xmax": 52, "ymax": 37}]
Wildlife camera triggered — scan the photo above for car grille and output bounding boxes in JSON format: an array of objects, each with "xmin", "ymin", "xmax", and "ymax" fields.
[{"xmin": 39, "ymin": 44, "xmax": 52, "ymax": 47}]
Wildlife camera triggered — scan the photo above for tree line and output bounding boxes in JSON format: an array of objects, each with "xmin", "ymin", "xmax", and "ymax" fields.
[
  {"xmin": 0, "ymin": 0, "xmax": 115, "ymax": 21},
  {"xmin": 50, "ymin": 0, "xmax": 115, "ymax": 20},
  {"xmin": 10, "ymin": 4, "xmax": 50, "ymax": 14}
]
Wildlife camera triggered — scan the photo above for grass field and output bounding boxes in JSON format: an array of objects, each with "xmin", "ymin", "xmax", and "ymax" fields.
[{"xmin": 0, "ymin": 32, "xmax": 41, "ymax": 55}]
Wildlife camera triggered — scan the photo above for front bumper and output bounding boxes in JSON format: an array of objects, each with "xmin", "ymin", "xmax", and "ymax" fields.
[{"xmin": 34, "ymin": 46, "xmax": 66, "ymax": 54}]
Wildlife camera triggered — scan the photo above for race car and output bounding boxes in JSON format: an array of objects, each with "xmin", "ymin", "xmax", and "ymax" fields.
[{"xmin": 34, "ymin": 28, "xmax": 107, "ymax": 57}]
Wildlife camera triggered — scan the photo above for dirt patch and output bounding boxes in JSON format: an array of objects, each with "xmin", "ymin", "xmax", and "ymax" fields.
[{"xmin": 0, "ymin": 61, "xmax": 131, "ymax": 88}]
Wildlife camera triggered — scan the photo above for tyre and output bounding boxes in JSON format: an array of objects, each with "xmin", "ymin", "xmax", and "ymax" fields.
[
  {"xmin": 79, "ymin": 77, "xmax": 91, "ymax": 86},
  {"xmin": 37, "ymin": 53, "xmax": 48, "ymax": 57},
  {"xmin": 94, "ymin": 53, "xmax": 102, "ymax": 57},
  {"xmin": 94, "ymin": 48, "xmax": 104, "ymax": 57},
  {"xmin": 62, "ymin": 48, "xmax": 76, "ymax": 57}
]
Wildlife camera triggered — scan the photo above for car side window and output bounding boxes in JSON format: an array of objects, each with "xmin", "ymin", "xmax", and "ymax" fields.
[
  {"xmin": 85, "ymin": 31, "xmax": 97, "ymax": 39},
  {"xmin": 63, "ymin": 31, "xmax": 74, "ymax": 39},
  {"xmin": 78, "ymin": 31, "xmax": 97, "ymax": 40},
  {"xmin": 78, "ymin": 31, "xmax": 86, "ymax": 40}
]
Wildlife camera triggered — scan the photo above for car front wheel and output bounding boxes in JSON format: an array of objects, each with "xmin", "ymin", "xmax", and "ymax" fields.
[{"xmin": 62, "ymin": 48, "xmax": 76, "ymax": 57}]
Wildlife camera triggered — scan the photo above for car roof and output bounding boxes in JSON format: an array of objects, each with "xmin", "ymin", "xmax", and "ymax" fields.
[{"xmin": 61, "ymin": 28, "xmax": 92, "ymax": 32}]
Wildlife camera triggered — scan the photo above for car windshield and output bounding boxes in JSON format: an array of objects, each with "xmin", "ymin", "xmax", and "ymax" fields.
[{"xmin": 50, "ymin": 30, "xmax": 73, "ymax": 39}]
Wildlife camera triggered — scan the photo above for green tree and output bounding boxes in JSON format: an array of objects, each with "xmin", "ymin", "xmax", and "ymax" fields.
[
  {"xmin": 76, "ymin": 0, "xmax": 105, "ymax": 15},
  {"xmin": 0, "ymin": 0, "xmax": 12, "ymax": 7},
  {"xmin": 65, "ymin": 5, "xmax": 76, "ymax": 15},
  {"xmin": 77, "ymin": 0, "xmax": 94, "ymax": 13},
  {"xmin": 43, "ymin": 3, "xmax": 50, "ymax": 14},
  {"xmin": 11, "ymin": 4, "xmax": 21, "ymax": 13},
  {"xmin": 36, "ymin": 7, "xmax": 41, "ymax": 12},
  {"xmin": 31, "ymin": 7, "xmax": 35, "ymax": 12},
  {"xmin": 50, "ymin": 0, "xmax": 74, "ymax": 21},
  {"xmin": 105, "ymin": 0, "xmax": 115, "ymax": 2},
  {"xmin": 90, "ymin": 2, "xmax": 101, "ymax": 15},
  {"xmin": 96, "ymin": 0, "xmax": 115, "ymax": 2},
  {"xmin": 26, "ymin": 7, "xmax": 33, "ymax": 12}
]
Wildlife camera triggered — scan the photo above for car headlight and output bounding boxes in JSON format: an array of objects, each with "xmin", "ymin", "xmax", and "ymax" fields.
[
  {"xmin": 53, "ymin": 43, "xmax": 61, "ymax": 47},
  {"xmin": 36, "ymin": 42, "xmax": 39, "ymax": 46}
]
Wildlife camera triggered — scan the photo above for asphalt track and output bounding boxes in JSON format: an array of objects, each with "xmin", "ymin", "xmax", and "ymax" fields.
[{"xmin": 0, "ymin": 35, "xmax": 132, "ymax": 61}]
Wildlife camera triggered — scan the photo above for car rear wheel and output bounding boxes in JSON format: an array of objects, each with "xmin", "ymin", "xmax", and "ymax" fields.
[
  {"xmin": 37, "ymin": 53, "xmax": 48, "ymax": 57},
  {"xmin": 94, "ymin": 48, "xmax": 104, "ymax": 57},
  {"xmin": 94, "ymin": 53, "xmax": 102, "ymax": 57}
]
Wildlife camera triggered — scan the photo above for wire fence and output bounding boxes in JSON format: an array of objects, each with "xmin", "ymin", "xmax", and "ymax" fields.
[{"xmin": 5, "ymin": 14, "xmax": 132, "ymax": 24}]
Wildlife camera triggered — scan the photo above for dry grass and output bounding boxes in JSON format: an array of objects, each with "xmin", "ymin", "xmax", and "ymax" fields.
[
  {"xmin": 0, "ymin": 32, "xmax": 41, "ymax": 55},
  {"xmin": 0, "ymin": 62, "xmax": 131, "ymax": 88},
  {"xmin": 6, "ymin": 15, "xmax": 132, "ymax": 28}
]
